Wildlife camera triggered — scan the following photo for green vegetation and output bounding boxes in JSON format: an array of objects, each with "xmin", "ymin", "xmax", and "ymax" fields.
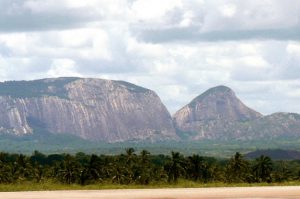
[
  {"xmin": 0, "ymin": 150, "xmax": 300, "ymax": 191},
  {"xmin": 2, "ymin": 132, "xmax": 300, "ymax": 158},
  {"xmin": 0, "ymin": 77, "xmax": 78, "ymax": 98}
]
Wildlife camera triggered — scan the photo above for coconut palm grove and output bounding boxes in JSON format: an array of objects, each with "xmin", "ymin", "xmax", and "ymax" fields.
[{"xmin": 0, "ymin": 149, "xmax": 299, "ymax": 187}]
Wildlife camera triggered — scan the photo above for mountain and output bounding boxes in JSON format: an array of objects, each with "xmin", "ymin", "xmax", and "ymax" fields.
[
  {"xmin": 0, "ymin": 77, "xmax": 177, "ymax": 142},
  {"xmin": 173, "ymin": 85, "xmax": 262, "ymax": 140},
  {"xmin": 233, "ymin": 112, "xmax": 300, "ymax": 140},
  {"xmin": 1, "ymin": 79, "xmax": 300, "ymax": 149},
  {"xmin": 245, "ymin": 149, "xmax": 300, "ymax": 160},
  {"xmin": 173, "ymin": 85, "xmax": 300, "ymax": 141}
]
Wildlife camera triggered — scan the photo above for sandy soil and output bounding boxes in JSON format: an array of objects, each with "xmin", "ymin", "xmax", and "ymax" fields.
[{"xmin": 1, "ymin": 186, "xmax": 300, "ymax": 199}]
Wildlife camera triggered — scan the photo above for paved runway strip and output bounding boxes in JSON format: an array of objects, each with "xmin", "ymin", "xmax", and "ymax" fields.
[{"xmin": 1, "ymin": 186, "xmax": 300, "ymax": 199}]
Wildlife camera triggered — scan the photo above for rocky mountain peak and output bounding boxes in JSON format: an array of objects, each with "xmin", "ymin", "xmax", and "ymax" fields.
[
  {"xmin": 175, "ymin": 85, "xmax": 262, "ymax": 123},
  {"xmin": 201, "ymin": 85, "xmax": 233, "ymax": 94},
  {"xmin": 188, "ymin": 85, "xmax": 235, "ymax": 108},
  {"xmin": 0, "ymin": 77, "xmax": 177, "ymax": 142},
  {"xmin": 173, "ymin": 85, "xmax": 262, "ymax": 140}
]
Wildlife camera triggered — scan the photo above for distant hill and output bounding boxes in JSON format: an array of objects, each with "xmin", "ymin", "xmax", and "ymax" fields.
[
  {"xmin": 173, "ymin": 85, "xmax": 262, "ymax": 140},
  {"xmin": 173, "ymin": 85, "xmax": 300, "ymax": 141},
  {"xmin": 245, "ymin": 149, "xmax": 300, "ymax": 160}
]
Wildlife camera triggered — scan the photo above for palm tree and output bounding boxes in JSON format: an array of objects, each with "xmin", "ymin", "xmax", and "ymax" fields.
[
  {"xmin": 186, "ymin": 156, "xmax": 219, "ymax": 183},
  {"xmin": 140, "ymin": 150, "xmax": 150, "ymax": 164},
  {"xmin": 124, "ymin": 148, "xmax": 137, "ymax": 183},
  {"xmin": 30, "ymin": 150, "xmax": 46, "ymax": 165},
  {"xmin": 136, "ymin": 150, "xmax": 152, "ymax": 185},
  {"xmin": 111, "ymin": 164, "xmax": 127, "ymax": 184},
  {"xmin": 33, "ymin": 164, "xmax": 44, "ymax": 183},
  {"xmin": 208, "ymin": 164, "xmax": 224, "ymax": 182},
  {"xmin": 0, "ymin": 160, "xmax": 12, "ymax": 183},
  {"xmin": 14, "ymin": 154, "xmax": 32, "ymax": 181},
  {"xmin": 296, "ymin": 170, "xmax": 300, "ymax": 181},
  {"xmin": 165, "ymin": 151, "xmax": 185, "ymax": 183},
  {"xmin": 187, "ymin": 154, "xmax": 204, "ymax": 181},
  {"xmin": 57, "ymin": 155, "xmax": 80, "ymax": 184},
  {"xmin": 273, "ymin": 161, "xmax": 292, "ymax": 182},
  {"xmin": 225, "ymin": 152, "xmax": 250, "ymax": 183},
  {"xmin": 125, "ymin": 148, "xmax": 136, "ymax": 165},
  {"xmin": 79, "ymin": 167, "xmax": 90, "ymax": 185},
  {"xmin": 253, "ymin": 155, "xmax": 273, "ymax": 183},
  {"xmin": 87, "ymin": 155, "xmax": 101, "ymax": 182}
]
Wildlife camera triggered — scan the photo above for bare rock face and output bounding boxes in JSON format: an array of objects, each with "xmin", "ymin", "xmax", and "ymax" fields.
[
  {"xmin": 173, "ymin": 86, "xmax": 262, "ymax": 140},
  {"xmin": 0, "ymin": 78, "xmax": 177, "ymax": 142},
  {"xmin": 235, "ymin": 112, "xmax": 300, "ymax": 140},
  {"xmin": 174, "ymin": 86, "xmax": 300, "ymax": 141}
]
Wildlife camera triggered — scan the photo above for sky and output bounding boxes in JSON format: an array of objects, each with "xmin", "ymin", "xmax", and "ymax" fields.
[{"xmin": 0, "ymin": 0, "xmax": 300, "ymax": 115}]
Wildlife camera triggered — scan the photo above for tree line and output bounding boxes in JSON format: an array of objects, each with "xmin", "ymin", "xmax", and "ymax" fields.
[{"xmin": 0, "ymin": 149, "xmax": 299, "ymax": 185}]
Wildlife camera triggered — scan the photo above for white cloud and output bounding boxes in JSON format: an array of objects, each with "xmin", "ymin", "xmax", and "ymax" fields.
[
  {"xmin": 0, "ymin": 33, "xmax": 37, "ymax": 55},
  {"xmin": 126, "ymin": 38, "xmax": 166, "ymax": 58},
  {"xmin": 47, "ymin": 58, "xmax": 81, "ymax": 77},
  {"xmin": 63, "ymin": 0, "xmax": 98, "ymax": 8},
  {"xmin": 130, "ymin": 0, "xmax": 182, "ymax": 22},
  {"xmin": 219, "ymin": 4, "xmax": 236, "ymax": 17},
  {"xmin": 287, "ymin": 43, "xmax": 300, "ymax": 55},
  {"xmin": 179, "ymin": 10, "xmax": 195, "ymax": 27},
  {"xmin": 24, "ymin": 0, "xmax": 64, "ymax": 13},
  {"xmin": 0, "ymin": 0, "xmax": 300, "ymax": 115},
  {"xmin": 238, "ymin": 56, "xmax": 269, "ymax": 68}
]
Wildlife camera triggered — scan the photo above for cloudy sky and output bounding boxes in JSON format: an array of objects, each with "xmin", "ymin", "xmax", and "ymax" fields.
[{"xmin": 0, "ymin": 0, "xmax": 300, "ymax": 115}]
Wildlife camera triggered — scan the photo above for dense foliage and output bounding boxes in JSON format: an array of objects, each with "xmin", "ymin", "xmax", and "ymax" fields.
[
  {"xmin": 0, "ymin": 150, "xmax": 299, "ymax": 185},
  {"xmin": 0, "ymin": 78, "xmax": 78, "ymax": 98}
]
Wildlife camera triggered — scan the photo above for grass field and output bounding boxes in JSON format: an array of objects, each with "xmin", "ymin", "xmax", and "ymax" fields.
[{"xmin": 1, "ymin": 180, "xmax": 300, "ymax": 192}]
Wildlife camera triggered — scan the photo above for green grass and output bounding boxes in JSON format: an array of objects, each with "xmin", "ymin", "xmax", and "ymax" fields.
[{"xmin": 1, "ymin": 180, "xmax": 300, "ymax": 192}]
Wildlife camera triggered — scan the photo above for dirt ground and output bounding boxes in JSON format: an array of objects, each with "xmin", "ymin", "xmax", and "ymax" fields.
[{"xmin": 1, "ymin": 186, "xmax": 300, "ymax": 199}]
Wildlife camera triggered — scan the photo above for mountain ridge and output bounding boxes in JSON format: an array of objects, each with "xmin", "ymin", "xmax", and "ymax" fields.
[
  {"xmin": 0, "ymin": 78, "xmax": 299, "ymax": 144},
  {"xmin": 173, "ymin": 85, "xmax": 300, "ymax": 141}
]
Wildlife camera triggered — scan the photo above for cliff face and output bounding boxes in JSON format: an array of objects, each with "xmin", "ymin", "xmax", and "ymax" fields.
[
  {"xmin": 1, "ymin": 80, "xmax": 299, "ymax": 143},
  {"xmin": 173, "ymin": 85, "xmax": 300, "ymax": 141},
  {"xmin": 235, "ymin": 112, "xmax": 300, "ymax": 140},
  {"xmin": 173, "ymin": 86, "xmax": 263, "ymax": 140},
  {"xmin": 0, "ymin": 78, "xmax": 177, "ymax": 142}
]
